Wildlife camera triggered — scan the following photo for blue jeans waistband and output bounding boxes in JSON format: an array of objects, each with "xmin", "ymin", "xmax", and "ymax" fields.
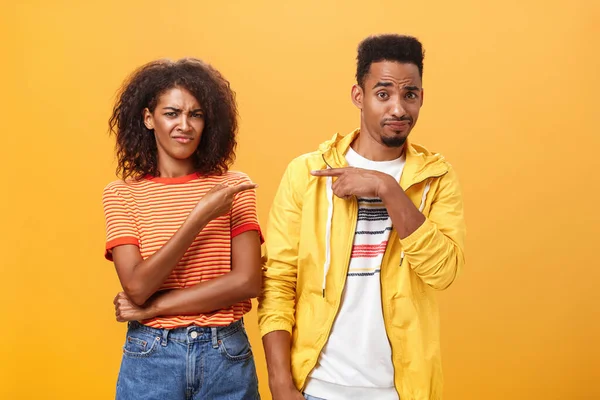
[{"xmin": 127, "ymin": 319, "xmax": 245, "ymax": 347}]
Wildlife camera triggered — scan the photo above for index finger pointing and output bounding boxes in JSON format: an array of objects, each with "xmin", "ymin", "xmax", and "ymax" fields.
[
  {"xmin": 229, "ymin": 183, "xmax": 259, "ymax": 194},
  {"xmin": 310, "ymin": 168, "xmax": 347, "ymax": 177}
]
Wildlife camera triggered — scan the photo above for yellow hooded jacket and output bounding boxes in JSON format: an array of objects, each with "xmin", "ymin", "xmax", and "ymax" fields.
[{"xmin": 258, "ymin": 129, "xmax": 466, "ymax": 400}]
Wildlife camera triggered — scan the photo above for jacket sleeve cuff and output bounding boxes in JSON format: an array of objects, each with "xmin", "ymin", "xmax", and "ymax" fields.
[
  {"xmin": 259, "ymin": 320, "xmax": 294, "ymax": 338},
  {"xmin": 399, "ymin": 218, "xmax": 436, "ymax": 250}
]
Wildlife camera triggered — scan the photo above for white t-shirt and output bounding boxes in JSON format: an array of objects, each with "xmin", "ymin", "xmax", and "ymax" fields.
[{"xmin": 304, "ymin": 146, "xmax": 405, "ymax": 400}]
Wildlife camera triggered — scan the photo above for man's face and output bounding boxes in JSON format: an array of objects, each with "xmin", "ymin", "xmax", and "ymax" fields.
[{"xmin": 352, "ymin": 61, "xmax": 424, "ymax": 148}]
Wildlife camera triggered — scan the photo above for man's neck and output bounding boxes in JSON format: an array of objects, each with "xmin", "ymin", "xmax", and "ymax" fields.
[{"xmin": 351, "ymin": 129, "xmax": 405, "ymax": 161}]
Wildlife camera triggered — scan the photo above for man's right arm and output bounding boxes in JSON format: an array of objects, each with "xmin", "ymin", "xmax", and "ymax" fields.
[
  {"xmin": 257, "ymin": 159, "xmax": 306, "ymax": 398},
  {"xmin": 263, "ymin": 331, "xmax": 304, "ymax": 399}
]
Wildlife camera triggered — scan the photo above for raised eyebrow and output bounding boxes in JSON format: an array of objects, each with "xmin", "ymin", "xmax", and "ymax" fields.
[
  {"xmin": 403, "ymin": 85, "xmax": 421, "ymax": 91},
  {"xmin": 373, "ymin": 81, "xmax": 393, "ymax": 89}
]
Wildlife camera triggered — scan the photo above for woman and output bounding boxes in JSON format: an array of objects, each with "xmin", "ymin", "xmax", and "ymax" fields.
[{"xmin": 103, "ymin": 58, "xmax": 262, "ymax": 400}]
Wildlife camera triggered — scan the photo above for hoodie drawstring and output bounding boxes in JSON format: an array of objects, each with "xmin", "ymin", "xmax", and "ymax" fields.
[{"xmin": 323, "ymin": 172, "xmax": 334, "ymax": 297}]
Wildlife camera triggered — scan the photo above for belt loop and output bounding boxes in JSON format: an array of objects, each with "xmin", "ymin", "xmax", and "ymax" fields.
[
  {"xmin": 211, "ymin": 327, "xmax": 218, "ymax": 349},
  {"xmin": 161, "ymin": 328, "xmax": 169, "ymax": 347}
]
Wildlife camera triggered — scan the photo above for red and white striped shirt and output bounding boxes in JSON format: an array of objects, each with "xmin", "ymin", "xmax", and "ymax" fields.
[{"xmin": 102, "ymin": 171, "xmax": 261, "ymax": 329}]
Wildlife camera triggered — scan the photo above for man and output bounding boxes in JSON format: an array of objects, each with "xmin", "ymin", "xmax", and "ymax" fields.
[{"xmin": 258, "ymin": 34, "xmax": 466, "ymax": 400}]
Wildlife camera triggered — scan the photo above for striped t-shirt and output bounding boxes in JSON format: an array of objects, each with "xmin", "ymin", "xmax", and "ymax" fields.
[
  {"xmin": 102, "ymin": 171, "xmax": 261, "ymax": 329},
  {"xmin": 305, "ymin": 147, "xmax": 405, "ymax": 400}
]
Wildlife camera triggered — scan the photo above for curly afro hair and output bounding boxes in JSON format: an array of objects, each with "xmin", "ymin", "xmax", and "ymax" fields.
[{"xmin": 109, "ymin": 58, "xmax": 238, "ymax": 180}]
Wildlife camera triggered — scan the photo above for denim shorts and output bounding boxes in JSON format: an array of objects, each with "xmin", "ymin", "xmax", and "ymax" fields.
[{"xmin": 116, "ymin": 319, "xmax": 259, "ymax": 400}]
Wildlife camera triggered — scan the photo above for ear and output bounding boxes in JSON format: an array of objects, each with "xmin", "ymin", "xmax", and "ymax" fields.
[
  {"xmin": 351, "ymin": 84, "xmax": 364, "ymax": 109},
  {"xmin": 420, "ymin": 87, "xmax": 425, "ymax": 106},
  {"xmin": 143, "ymin": 108, "xmax": 154, "ymax": 130}
]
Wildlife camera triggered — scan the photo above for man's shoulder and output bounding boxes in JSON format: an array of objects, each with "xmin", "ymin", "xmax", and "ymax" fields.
[
  {"xmin": 407, "ymin": 141, "xmax": 458, "ymax": 173},
  {"xmin": 284, "ymin": 150, "xmax": 324, "ymax": 172},
  {"xmin": 409, "ymin": 141, "xmax": 446, "ymax": 160}
]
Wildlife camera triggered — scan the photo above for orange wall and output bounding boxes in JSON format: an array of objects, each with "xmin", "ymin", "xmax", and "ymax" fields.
[{"xmin": 1, "ymin": 1, "xmax": 599, "ymax": 399}]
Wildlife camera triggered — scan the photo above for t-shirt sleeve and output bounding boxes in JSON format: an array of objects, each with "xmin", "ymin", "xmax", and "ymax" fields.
[
  {"xmin": 230, "ymin": 173, "xmax": 264, "ymax": 243},
  {"xmin": 102, "ymin": 184, "xmax": 139, "ymax": 261}
]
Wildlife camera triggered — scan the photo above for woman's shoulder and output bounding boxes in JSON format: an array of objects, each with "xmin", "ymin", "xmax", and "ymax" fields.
[
  {"xmin": 103, "ymin": 177, "xmax": 148, "ymax": 197},
  {"xmin": 218, "ymin": 170, "xmax": 254, "ymax": 184}
]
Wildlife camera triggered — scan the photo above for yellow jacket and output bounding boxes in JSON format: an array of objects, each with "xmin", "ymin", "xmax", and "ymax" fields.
[{"xmin": 258, "ymin": 129, "xmax": 466, "ymax": 400}]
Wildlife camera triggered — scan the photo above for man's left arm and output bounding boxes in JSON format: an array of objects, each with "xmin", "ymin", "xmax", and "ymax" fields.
[
  {"xmin": 312, "ymin": 165, "xmax": 466, "ymax": 290},
  {"xmin": 381, "ymin": 167, "xmax": 466, "ymax": 290}
]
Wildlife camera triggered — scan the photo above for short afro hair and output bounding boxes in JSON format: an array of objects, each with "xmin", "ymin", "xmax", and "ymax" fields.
[{"xmin": 356, "ymin": 34, "xmax": 424, "ymax": 87}]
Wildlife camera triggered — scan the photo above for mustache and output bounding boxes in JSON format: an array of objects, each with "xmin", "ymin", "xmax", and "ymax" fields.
[{"xmin": 381, "ymin": 116, "xmax": 413, "ymax": 126}]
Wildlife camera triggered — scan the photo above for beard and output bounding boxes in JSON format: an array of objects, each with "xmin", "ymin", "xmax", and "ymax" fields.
[
  {"xmin": 381, "ymin": 134, "xmax": 407, "ymax": 148},
  {"xmin": 379, "ymin": 116, "xmax": 412, "ymax": 148}
]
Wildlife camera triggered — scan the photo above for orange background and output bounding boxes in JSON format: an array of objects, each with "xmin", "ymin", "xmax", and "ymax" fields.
[{"xmin": 1, "ymin": 1, "xmax": 599, "ymax": 399}]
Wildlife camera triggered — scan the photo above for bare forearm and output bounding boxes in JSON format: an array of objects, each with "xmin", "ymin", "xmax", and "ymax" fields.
[
  {"xmin": 147, "ymin": 271, "xmax": 261, "ymax": 316},
  {"xmin": 263, "ymin": 330, "xmax": 296, "ymax": 388},
  {"xmin": 124, "ymin": 207, "xmax": 212, "ymax": 305},
  {"xmin": 140, "ymin": 230, "xmax": 262, "ymax": 317},
  {"xmin": 381, "ymin": 181, "xmax": 426, "ymax": 239}
]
